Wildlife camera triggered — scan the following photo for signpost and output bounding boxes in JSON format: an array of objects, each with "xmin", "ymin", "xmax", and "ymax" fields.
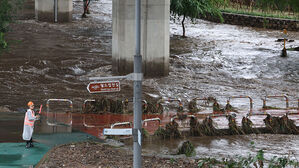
[
  {"xmin": 88, "ymin": 0, "xmax": 143, "ymax": 166},
  {"xmin": 103, "ymin": 128, "xmax": 132, "ymax": 136},
  {"xmin": 281, "ymin": 29, "xmax": 288, "ymax": 57},
  {"xmin": 87, "ymin": 81, "xmax": 120, "ymax": 93}
]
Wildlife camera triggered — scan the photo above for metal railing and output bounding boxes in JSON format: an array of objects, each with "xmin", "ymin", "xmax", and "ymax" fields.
[
  {"xmin": 228, "ymin": 96, "xmax": 253, "ymax": 110},
  {"xmin": 111, "ymin": 122, "xmax": 132, "ymax": 129},
  {"xmin": 142, "ymin": 118, "xmax": 161, "ymax": 126},
  {"xmin": 158, "ymin": 98, "xmax": 183, "ymax": 111},
  {"xmin": 209, "ymin": 113, "xmax": 229, "ymax": 117},
  {"xmin": 122, "ymin": 98, "xmax": 147, "ymax": 107},
  {"xmin": 46, "ymin": 99, "xmax": 73, "ymax": 126},
  {"xmin": 263, "ymin": 95, "xmax": 289, "ymax": 109},
  {"xmin": 247, "ymin": 112, "xmax": 268, "ymax": 116},
  {"xmin": 158, "ymin": 98, "xmax": 182, "ymax": 104},
  {"xmin": 192, "ymin": 97, "xmax": 216, "ymax": 106},
  {"xmin": 170, "ymin": 115, "xmax": 196, "ymax": 122},
  {"xmin": 82, "ymin": 99, "xmax": 96, "ymax": 109}
]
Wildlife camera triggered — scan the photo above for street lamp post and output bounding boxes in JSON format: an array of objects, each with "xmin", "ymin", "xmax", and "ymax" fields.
[{"xmin": 133, "ymin": 0, "xmax": 142, "ymax": 167}]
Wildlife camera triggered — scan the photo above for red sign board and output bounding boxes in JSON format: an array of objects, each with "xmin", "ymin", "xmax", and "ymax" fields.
[{"xmin": 87, "ymin": 81, "xmax": 120, "ymax": 93}]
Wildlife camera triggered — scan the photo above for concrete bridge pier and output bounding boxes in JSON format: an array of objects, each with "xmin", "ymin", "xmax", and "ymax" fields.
[
  {"xmin": 35, "ymin": 0, "xmax": 72, "ymax": 22},
  {"xmin": 112, "ymin": 0, "xmax": 170, "ymax": 77}
]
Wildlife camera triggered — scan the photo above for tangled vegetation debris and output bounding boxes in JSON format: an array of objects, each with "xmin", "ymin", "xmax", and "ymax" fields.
[
  {"xmin": 241, "ymin": 116, "xmax": 255, "ymax": 134},
  {"xmin": 227, "ymin": 114, "xmax": 244, "ymax": 135},
  {"xmin": 177, "ymin": 141, "xmax": 195, "ymax": 157},
  {"xmin": 154, "ymin": 120, "xmax": 181, "ymax": 139},
  {"xmin": 83, "ymin": 97, "xmax": 163, "ymax": 114}
]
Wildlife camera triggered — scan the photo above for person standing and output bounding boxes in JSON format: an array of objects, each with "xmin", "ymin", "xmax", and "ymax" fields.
[
  {"xmin": 82, "ymin": 0, "xmax": 91, "ymax": 18},
  {"xmin": 22, "ymin": 101, "xmax": 40, "ymax": 148}
]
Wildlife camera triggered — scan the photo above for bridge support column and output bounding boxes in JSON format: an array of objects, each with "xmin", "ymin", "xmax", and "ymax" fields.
[
  {"xmin": 112, "ymin": 0, "xmax": 170, "ymax": 77},
  {"xmin": 35, "ymin": 0, "xmax": 72, "ymax": 22}
]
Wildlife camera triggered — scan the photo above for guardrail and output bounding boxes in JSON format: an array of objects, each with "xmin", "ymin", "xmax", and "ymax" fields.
[
  {"xmin": 122, "ymin": 98, "xmax": 148, "ymax": 107},
  {"xmin": 82, "ymin": 114, "xmax": 104, "ymax": 128},
  {"xmin": 228, "ymin": 96, "xmax": 253, "ymax": 110},
  {"xmin": 82, "ymin": 99, "xmax": 96, "ymax": 109},
  {"xmin": 110, "ymin": 122, "xmax": 132, "ymax": 129},
  {"xmin": 46, "ymin": 99, "xmax": 73, "ymax": 126},
  {"xmin": 192, "ymin": 97, "xmax": 216, "ymax": 106},
  {"xmin": 158, "ymin": 98, "xmax": 183, "ymax": 112},
  {"xmin": 171, "ymin": 115, "xmax": 196, "ymax": 122},
  {"xmin": 158, "ymin": 98, "xmax": 182, "ymax": 105},
  {"xmin": 142, "ymin": 118, "xmax": 161, "ymax": 126},
  {"xmin": 209, "ymin": 113, "xmax": 228, "ymax": 117},
  {"xmin": 263, "ymin": 95, "xmax": 289, "ymax": 109},
  {"xmin": 247, "ymin": 112, "xmax": 268, "ymax": 116}
]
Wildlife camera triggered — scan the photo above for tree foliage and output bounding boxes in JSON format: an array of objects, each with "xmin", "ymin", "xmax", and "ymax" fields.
[
  {"xmin": 170, "ymin": 0, "xmax": 224, "ymax": 37},
  {"xmin": 0, "ymin": 0, "xmax": 23, "ymax": 54},
  {"xmin": 0, "ymin": 0, "xmax": 12, "ymax": 51}
]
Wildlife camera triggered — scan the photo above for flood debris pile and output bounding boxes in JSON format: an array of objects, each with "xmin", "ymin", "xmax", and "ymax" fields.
[
  {"xmin": 227, "ymin": 114, "xmax": 244, "ymax": 135},
  {"xmin": 280, "ymin": 115, "xmax": 299, "ymax": 134},
  {"xmin": 241, "ymin": 116, "xmax": 255, "ymax": 134},
  {"xmin": 188, "ymin": 97, "xmax": 217, "ymax": 113},
  {"xmin": 158, "ymin": 113, "xmax": 299, "ymax": 139},
  {"xmin": 263, "ymin": 114, "xmax": 281, "ymax": 134},
  {"xmin": 83, "ymin": 97, "xmax": 163, "ymax": 114},
  {"xmin": 264, "ymin": 114, "xmax": 299, "ymax": 134},
  {"xmin": 201, "ymin": 117, "xmax": 220, "ymax": 136},
  {"xmin": 225, "ymin": 101, "xmax": 238, "ymax": 112},
  {"xmin": 154, "ymin": 120, "xmax": 181, "ymax": 139},
  {"xmin": 188, "ymin": 99, "xmax": 199, "ymax": 113},
  {"xmin": 189, "ymin": 116, "xmax": 203, "ymax": 136},
  {"xmin": 212, "ymin": 101, "xmax": 226, "ymax": 113},
  {"xmin": 189, "ymin": 116, "xmax": 220, "ymax": 136},
  {"xmin": 142, "ymin": 101, "xmax": 163, "ymax": 114},
  {"xmin": 83, "ymin": 98, "xmax": 122, "ymax": 114},
  {"xmin": 177, "ymin": 141, "xmax": 195, "ymax": 157}
]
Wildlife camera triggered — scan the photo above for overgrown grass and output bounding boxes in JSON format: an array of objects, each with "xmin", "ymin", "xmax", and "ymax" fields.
[{"xmin": 221, "ymin": 7, "xmax": 299, "ymax": 20}]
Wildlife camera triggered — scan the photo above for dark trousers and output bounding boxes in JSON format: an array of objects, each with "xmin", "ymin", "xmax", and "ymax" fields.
[
  {"xmin": 26, "ymin": 138, "xmax": 32, "ymax": 145},
  {"xmin": 83, "ymin": 0, "xmax": 89, "ymax": 13}
]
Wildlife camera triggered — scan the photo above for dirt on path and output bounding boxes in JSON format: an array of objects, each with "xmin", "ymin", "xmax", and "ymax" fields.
[{"xmin": 37, "ymin": 141, "xmax": 198, "ymax": 168}]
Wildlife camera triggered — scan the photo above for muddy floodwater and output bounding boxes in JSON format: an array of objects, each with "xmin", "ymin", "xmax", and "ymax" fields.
[
  {"xmin": 131, "ymin": 134, "xmax": 299, "ymax": 160},
  {"xmin": 0, "ymin": 0, "xmax": 299, "ymax": 162}
]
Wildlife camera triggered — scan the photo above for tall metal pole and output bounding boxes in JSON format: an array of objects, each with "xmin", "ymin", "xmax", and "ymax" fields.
[
  {"xmin": 133, "ymin": 0, "xmax": 142, "ymax": 167},
  {"xmin": 54, "ymin": 0, "xmax": 58, "ymax": 23}
]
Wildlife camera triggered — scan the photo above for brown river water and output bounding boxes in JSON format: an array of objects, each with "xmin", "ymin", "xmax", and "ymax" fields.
[{"xmin": 0, "ymin": 0, "xmax": 299, "ymax": 160}]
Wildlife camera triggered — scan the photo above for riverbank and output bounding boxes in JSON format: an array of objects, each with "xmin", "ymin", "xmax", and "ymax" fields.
[{"xmin": 201, "ymin": 12, "xmax": 299, "ymax": 31}]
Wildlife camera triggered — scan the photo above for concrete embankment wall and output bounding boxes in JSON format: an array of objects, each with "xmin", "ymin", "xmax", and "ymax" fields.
[
  {"xmin": 14, "ymin": 0, "xmax": 35, "ymax": 20},
  {"xmin": 202, "ymin": 12, "xmax": 299, "ymax": 31},
  {"xmin": 112, "ymin": 0, "xmax": 170, "ymax": 77},
  {"xmin": 35, "ymin": 0, "xmax": 72, "ymax": 22}
]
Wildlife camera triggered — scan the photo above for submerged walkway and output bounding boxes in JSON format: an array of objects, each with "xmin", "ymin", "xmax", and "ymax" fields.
[
  {"xmin": 0, "ymin": 111, "xmax": 102, "ymax": 168},
  {"xmin": 0, "ymin": 132, "xmax": 101, "ymax": 167},
  {"xmin": 0, "ymin": 143, "xmax": 49, "ymax": 168}
]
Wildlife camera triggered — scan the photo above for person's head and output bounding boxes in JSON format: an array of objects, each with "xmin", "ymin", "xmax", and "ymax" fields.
[{"xmin": 27, "ymin": 101, "xmax": 34, "ymax": 109}]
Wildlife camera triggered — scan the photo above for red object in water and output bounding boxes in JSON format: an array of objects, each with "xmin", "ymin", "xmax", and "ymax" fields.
[
  {"xmin": 87, "ymin": 81, "xmax": 120, "ymax": 93},
  {"xmin": 39, "ymin": 104, "xmax": 43, "ymax": 114}
]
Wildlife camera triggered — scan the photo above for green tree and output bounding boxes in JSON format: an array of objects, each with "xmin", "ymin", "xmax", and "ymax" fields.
[
  {"xmin": 290, "ymin": 0, "xmax": 299, "ymax": 17},
  {"xmin": 170, "ymin": 0, "xmax": 224, "ymax": 37},
  {"xmin": 0, "ymin": 0, "xmax": 23, "ymax": 54},
  {"xmin": 0, "ymin": 0, "xmax": 12, "ymax": 52}
]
